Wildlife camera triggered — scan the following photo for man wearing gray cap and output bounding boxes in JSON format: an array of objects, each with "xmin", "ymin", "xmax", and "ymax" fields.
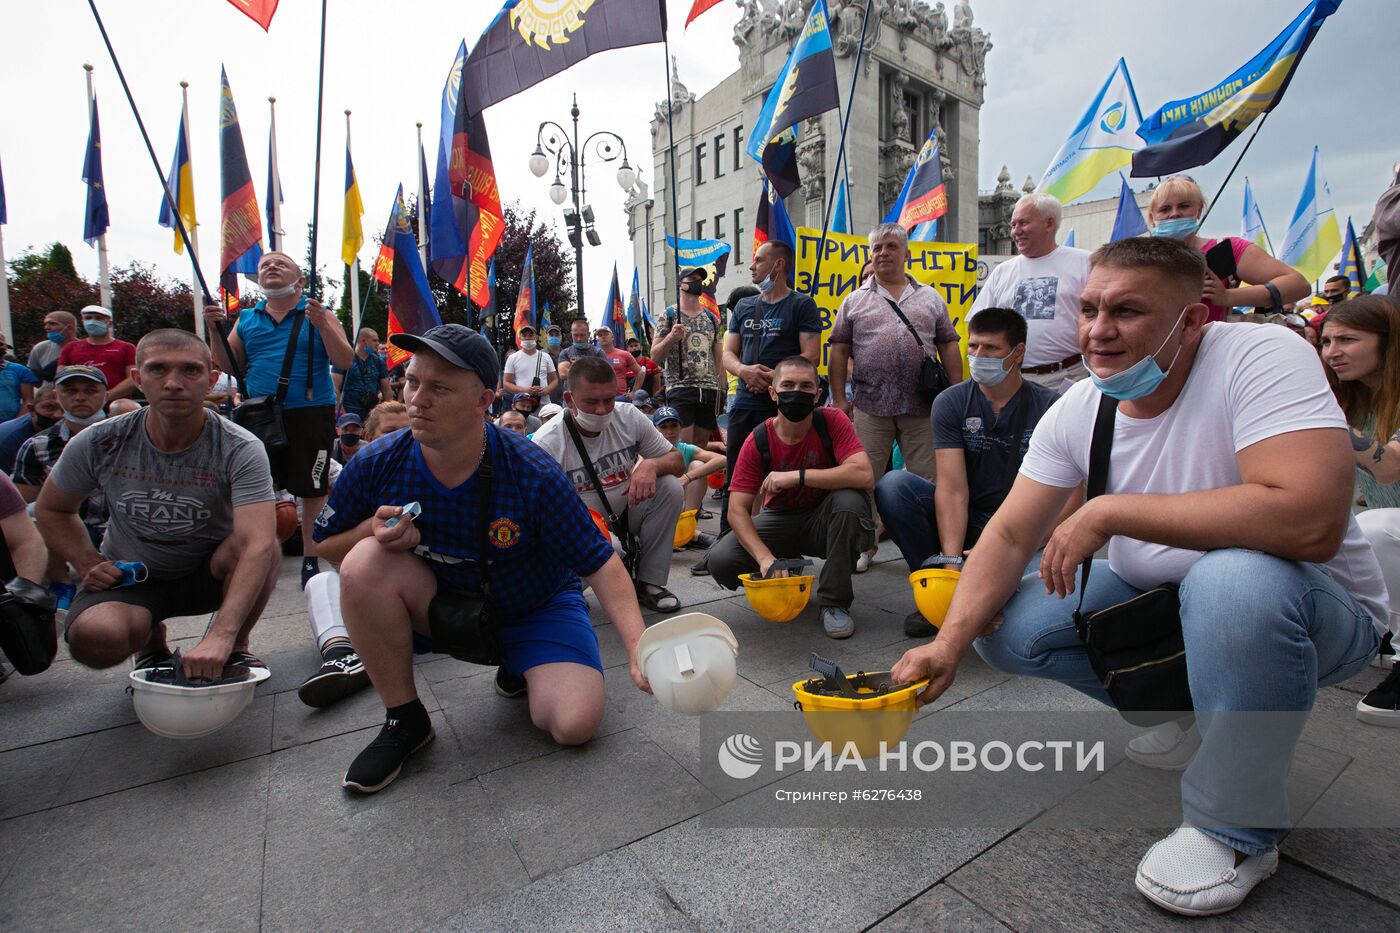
[{"xmin": 314, "ymin": 324, "xmax": 653, "ymax": 794}]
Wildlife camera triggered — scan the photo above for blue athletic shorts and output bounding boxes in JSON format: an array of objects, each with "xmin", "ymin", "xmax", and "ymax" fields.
[{"xmin": 411, "ymin": 584, "xmax": 602, "ymax": 677}]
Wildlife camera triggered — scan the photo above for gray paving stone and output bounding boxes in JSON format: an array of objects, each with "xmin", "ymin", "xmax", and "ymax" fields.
[
  {"xmin": 260, "ymin": 712, "xmax": 522, "ymax": 932},
  {"xmin": 55, "ymin": 693, "xmax": 274, "ymax": 804},
  {"xmin": 1286, "ymin": 760, "xmax": 1400, "ymax": 908},
  {"xmin": 871, "ymin": 883, "xmax": 1011, "ymax": 931},
  {"xmin": 270, "ymin": 665, "xmax": 439, "ymax": 751},
  {"xmin": 945, "ymin": 672, "xmax": 1108, "ymax": 712},
  {"xmin": 0, "ymin": 756, "xmax": 268, "ymax": 932},
  {"xmin": 0, "ymin": 732, "xmax": 89, "ymax": 819},
  {"xmin": 1302, "ymin": 686, "xmax": 1399, "ymax": 770},
  {"xmin": 0, "ymin": 810, "xmax": 46, "ymax": 888},
  {"xmin": 725, "ymin": 604, "xmax": 912, "ymax": 687},
  {"xmin": 630, "ymin": 817, "xmax": 1005, "ymax": 931},
  {"xmin": 432, "ymin": 848, "xmax": 697, "ymax": 932},
  {"xmin": 948, "ymin": 827, "xmax": 1400, "ymax": 931},
  {"xmin": 477, "ymin": 729, "xmax": 720, "ymax": 879},
  {"xmin": 0, "ymin": 657, "xmax": 138, "ymax": 752}
]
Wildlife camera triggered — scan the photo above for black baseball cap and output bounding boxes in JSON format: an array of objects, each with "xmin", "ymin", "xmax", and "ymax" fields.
[
  {"xmin": 678, "ymin": 266, "xmax": 710, "ymax": 285},
  {"xmin": 389, "ymin": 324, "xmax": 500, "ymax": 388}
]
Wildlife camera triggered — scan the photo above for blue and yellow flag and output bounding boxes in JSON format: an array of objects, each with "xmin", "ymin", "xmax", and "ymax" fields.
[
  {"xmin": 1280, "ymin": 146, "xmax": 1342, "ymax": 284},
  {"xmin": 884, "ymin": 128, "xmax": 947, "ymax": 242},
  {"xmin": 158, "ymin": 108, "xmax": 197, "ymax": 254},
  {"xmin": 462, "ymin": 0, "xmax": 666, "ymax": 116},
  {"xmin": 746, "ymin": 0, "xmax": 838, "ymax": 198},
  {"xmin": 1338, "ymin": 218, "xmax": 1367, "ymax": 292},
  {"xmin": 830, "ymin": 180, "xmax": 851, "ymax": 236},
  {"xmin": 82, "ymin": 96, "xmax": 109, "ymax": 248},
  {"xmin": 1134, "ymin": 0, "xmax": 1341, "ymax": 176},
  {"xmin": 1039, "ymin": 58, "xmax": 1143, "ymax": 205},
  {"xmin": 1241, "ymin": 177, "xmax": 1273, "ymax": 254},
  {"xmin": 342, "ymin": 144, "xmax": 364, "ymax": 267},
  {"xmin": 665, "ymin": 235, "xmax": 731, "ymax": 318},
  {"xmin": 1109, "ymin": 174, "xmax": 1148, "ymax": 242}
]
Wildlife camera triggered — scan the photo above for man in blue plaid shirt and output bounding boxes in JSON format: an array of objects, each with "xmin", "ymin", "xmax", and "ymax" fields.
[{"xmin": 314, "ymin": 324, "xmax": 652, "ymax": 794}]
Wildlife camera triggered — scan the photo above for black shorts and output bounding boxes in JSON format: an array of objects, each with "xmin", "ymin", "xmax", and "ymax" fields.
[
  {"xmin": 66, "ymin": 556, "xmax": 224, "ymax": 636},
  {"xmin": 269, "ymin": 405, "xmax": 334, "ymax": 497},
  {"xmin": 666, "ymin": 386, "xmax": 719, "ymax": 431}
]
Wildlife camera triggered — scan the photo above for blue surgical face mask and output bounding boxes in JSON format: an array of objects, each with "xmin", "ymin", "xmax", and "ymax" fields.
[
  {"xmin": 757, "ymin": 275, "xmax": 777, "ymax": 294},
  {"xmin": 968, "ymin": 348, "xmax": 1019, "ymax": 386},
  {"xmin": 83, "ymin": 320, "xmax": 110, "ymax": 337},
  {"xmin": 1151, "ymin": 217, "xmax": 1200, "ymax": 240},
  {"xmin": 1089, "ymin": 306, "xmax": 1190, "ymax": 401},
  {"xmin": 547, "ymin": 336, "xmax": 561, "ymax": 348},
  {"xmin": 45, "ymin": 331, "xmax": 64, "ymax": 344},
  {"xmin": 572, "ymin": 339, "xmax": 591, "ymax": 350}
]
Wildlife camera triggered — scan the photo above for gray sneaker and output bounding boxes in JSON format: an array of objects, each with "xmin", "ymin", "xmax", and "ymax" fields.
[{"xmin": 821, "ymin": 607, "xmax": 855, "ymax": 639}]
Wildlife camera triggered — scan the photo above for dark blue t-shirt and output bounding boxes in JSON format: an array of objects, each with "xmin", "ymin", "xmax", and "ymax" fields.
[
  {"xmin": 313, "ymin": 423, "xmax": 614, "ymax": 621},
  {"xmin": 727, "ymin": 291, "xmax": 823, "ymax": 411},
  {"xmin": 932, "ymin": 380, "xmax": 1060, "ymax": 516},
  {"xmin": 0, "ymin": 414, "xmax": 36, "ymax": 477}
]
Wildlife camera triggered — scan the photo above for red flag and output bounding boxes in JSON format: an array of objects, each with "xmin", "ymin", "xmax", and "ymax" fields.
[
  {"xmin": 372, "ymin": 186, "xmax": 406, "ymax": 287},
  {"xmin": 447, "ymin": 102, "xmax": 503, "ymax": 307},
  {"xmin": 224, "ymin": 0, "xmax": 278, "ymax": 31},
  {"xmin": 685, "ymin": 0, "xmax": 725, "ymax": 28}
]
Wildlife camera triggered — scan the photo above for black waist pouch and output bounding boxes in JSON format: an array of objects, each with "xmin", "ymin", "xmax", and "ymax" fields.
[
  {"xmin": 0, "ymin": 577, "xmax": 58, "ymax": 676},
  {"xmin": 230, "ymin": 396, "xmax": 288, "ymax": 452},
  {"xmin": 428, "ymin": 590, "xmax": 503, "ymax": 666},
  {"xmin": 1075, "ymin": 583, "xmax": 1193, "ymax": 726}
]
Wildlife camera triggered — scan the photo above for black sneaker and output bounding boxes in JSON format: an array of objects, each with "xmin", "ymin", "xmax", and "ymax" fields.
[
  {"xmin": 226, "ymin": 650, "xmax": 268, "ymax": 671},
  {"xmin": 495, "ymin": 667, "xmax": 528, "ymax": 698},
  {"xmin": 904, "ymin": 610, "xmax": 938, "ymax": 639},
  {"xmin": 300, "ymin": 557, "xmax": 321, "ymax": 590},
  {"xmin": 298, "ymin": 646, "xmax": 371, "ymax": 708},
  {"xmin": 690, "ymin": 556, "xmax": 711, "ymax": 577},
  {"xmin": 1357, "ymin": 664, "xmax": 1400, "ymax": 728},
  {"xmin": 1371, "ymin": 631, "xmax": 1395, "ymax": 670},
  {"xmin": 342, "ymin": 715, "xmax": 435, "ymax": 793},
  {"xmin": 133, "ymin": 648, "xmax": 173, "ymax": 671}
]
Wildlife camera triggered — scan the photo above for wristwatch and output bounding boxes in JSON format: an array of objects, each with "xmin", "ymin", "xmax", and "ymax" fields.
[{"xmin": 1264, "ymin": 282, "xmax": 1283, "ymax": 313}]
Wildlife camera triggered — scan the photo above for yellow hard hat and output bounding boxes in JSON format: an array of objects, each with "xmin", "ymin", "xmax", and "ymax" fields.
[
  {"xmin": 739, "ymin": 572, "xmax": 814, "ymax": 622},
  {"xmin": 792, "ymin": 669, "xmax": 929, "ymax": 759},
  {"xmin": 673, "ymin": 509, "xmax": 698, "ymax": 549},
  {"xmin": 909, "ymin": 568, "xmax": 960, "ymax": 629}
]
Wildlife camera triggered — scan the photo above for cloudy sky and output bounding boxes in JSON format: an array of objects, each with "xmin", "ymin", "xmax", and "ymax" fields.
[{"xmin": 0, "ymin": 0, "xmax": 1392, "ymax": 323}]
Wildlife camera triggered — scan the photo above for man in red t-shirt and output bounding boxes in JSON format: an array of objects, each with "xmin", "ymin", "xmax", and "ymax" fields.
[
  {"xmin": 58, "ymin": 305, "xmax": 137, "ymax": 400},
  {"xmin": 706, "ymin": 356, "xmax": 875, "ymax": 638},
  {"xmin": 625, "ymin": 336, "xmax": 662, "ymax": 395},
  {"xmin": 594, "ymin": 327, "xmax": 643, "ymax": 397}
]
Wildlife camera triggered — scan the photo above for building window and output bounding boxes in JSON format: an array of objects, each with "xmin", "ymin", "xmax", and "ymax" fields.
[
  {"xmin": 714, "ymin": 133, "xmax": 725, "ymax": 178},
  {"xmin": 696, "ymin": 218, "xmax": 706, "ymax": 239},
  {"xmin": 733, "ymin": 126, "xmax": 743, "ymax": 172},
  {"xmin": 733, "ymin": 208, "xmax": 744, "ymax": 261},
  {"xmin": 694, "ymin": 142, "xmax": 706, "ymax": 185},
  {"xmin": 714, "ymin": 214, "xmax": 726, "ymax": 242}
]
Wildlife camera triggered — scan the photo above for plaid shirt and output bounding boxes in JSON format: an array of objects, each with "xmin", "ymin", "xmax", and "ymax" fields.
[
  {"xmin": 12, "ymin": 422, "xmax": 110, "ymax": 533},
  {"xmin": 313, "ymin": 422, "xmax": 613, "ymax": 620}
]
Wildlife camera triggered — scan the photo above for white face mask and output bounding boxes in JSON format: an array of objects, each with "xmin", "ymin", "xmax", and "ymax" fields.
[
  {"xmin": 521, "ymin": 339, "xmax": 537, "ymax": 351},
  {"xmin": 571, "ymin": 409, "xmax": 612, "ymax": 433},
  {"xmin": 62, "ymin": 406, "xmax": 107, "ymax": 426},
  {"xmin": 261, "ymin": 282, "xmax": 301, "ymax": 300}
]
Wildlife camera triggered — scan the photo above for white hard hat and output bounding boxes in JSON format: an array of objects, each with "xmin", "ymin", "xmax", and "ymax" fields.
[
  {"xmin": 128, "ymin": 663, "xmax": 269, "ymax": 739},
  {"xmin": 636, "ymin": 612, "xmax": 738, "ymax": 715}
]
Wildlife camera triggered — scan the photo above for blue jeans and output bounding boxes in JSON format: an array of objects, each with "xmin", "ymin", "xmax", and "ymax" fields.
[
  {"xmin": 875, "ymin": 470, "xmax": 991, "ymax": 571},
  {"xmin": 976, "ymin": 549, "xmax": 1379, "ymax": 855}
]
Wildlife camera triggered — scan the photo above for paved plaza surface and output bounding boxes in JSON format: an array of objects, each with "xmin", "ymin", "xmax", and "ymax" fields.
[{"xmin": 1, "ymin": 511, "xmax": 1396, "ymax": 932}]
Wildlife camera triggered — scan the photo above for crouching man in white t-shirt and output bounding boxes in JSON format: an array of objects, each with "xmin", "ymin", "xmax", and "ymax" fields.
[{"xmin": 892, "ymin": 237, "xmax": 1386, "ymax": 918}]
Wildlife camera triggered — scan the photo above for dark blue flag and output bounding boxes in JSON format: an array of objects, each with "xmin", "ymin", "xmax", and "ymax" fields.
[
  {"xmin": 462, "ymin": 0, "xmax": 666, "ymax": 116},
  {"xmin": 386, "ymin": 224, "xmax": 444, "ymax": 369},
  {"xmin": 82, "ymin": 97, "xmax": 109, "ymax": 247}
]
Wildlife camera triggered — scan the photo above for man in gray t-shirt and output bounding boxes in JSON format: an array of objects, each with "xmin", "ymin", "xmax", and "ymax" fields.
[{"xmin": 37, "ymin": 329, "xmax": 280, "ymax": 681}]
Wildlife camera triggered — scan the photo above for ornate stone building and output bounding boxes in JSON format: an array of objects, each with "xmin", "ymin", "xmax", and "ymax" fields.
[{"xmin": 624, "ymin": 0, "xmax": 991, "ymax": 309}]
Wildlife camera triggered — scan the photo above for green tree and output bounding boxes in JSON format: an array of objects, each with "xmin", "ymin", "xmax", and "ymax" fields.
[{"xmin": 7, "ymin": 243, "xmax": 98, "ymax": 353}]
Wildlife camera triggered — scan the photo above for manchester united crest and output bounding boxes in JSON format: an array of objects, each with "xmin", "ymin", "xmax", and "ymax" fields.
[{"xmin": 488, "ymin": 516, "xmax": 522, "ymax": 549}]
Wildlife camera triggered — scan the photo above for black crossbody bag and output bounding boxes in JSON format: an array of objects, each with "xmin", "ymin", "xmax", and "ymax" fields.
[
  {"xmin": 427, "ymin": 434, "xmax": 504, "ymax": 666},
  {"xmin": 214, "ymin": 310, "xmax": 308, "ymax": 453},
  {"xmin": 0, "ymin": 523, "xmax": 58, "ymax": 676},
  {"xmin": 882, "ymin": 295, "xmax": 952, "ymax": 403},
  {"xmin": 563, "ymin": 413, "xmax": 639, "ymax": 577},
  {"xmin": 1072, "ymin": 393, "xmax": 1194, "ymax": 725}
]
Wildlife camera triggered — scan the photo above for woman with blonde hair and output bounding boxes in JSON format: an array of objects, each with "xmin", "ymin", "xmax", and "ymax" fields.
[
  {"xmin": 1321, "ymin": 294, "xmax": 1400, "ymax": 725},
  {"xmin": 1147, "ymin": 175, "xmax": 1308, "ymax": 322}
]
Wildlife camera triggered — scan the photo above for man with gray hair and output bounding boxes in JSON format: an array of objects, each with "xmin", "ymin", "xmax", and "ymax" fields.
[
  {"xmin": 829, "ymin": 223, "xmax": 960, "ymax": 482},
  {"xmin": 969, "ymin": 192, "xmax": 1091, "ymax": 392}
]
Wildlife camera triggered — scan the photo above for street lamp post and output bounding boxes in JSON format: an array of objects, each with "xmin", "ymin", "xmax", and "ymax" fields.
[{"xmin": 528, "ymin": 93, "xmax": 636, "ymax": 319}]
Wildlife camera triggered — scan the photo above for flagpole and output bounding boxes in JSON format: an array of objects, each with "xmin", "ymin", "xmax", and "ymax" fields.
[
  {"xmin": 307, "ymin": 0, "xmax": 329, "ymax": 300},
  {"xmin": 660, "ymin": 40, "xmax": 682, "ymax": 318},
  {"xmin": 416, "ymin": 122, "xmax": 430, "ymax": 273},
  {"xmin": 83, "ymin": 64, "xmax": 113, "ymax": 311},
  {"xmin": 83, "ymin": 0, "xmax": 214, "ymax": 307},
  {"xmin": 1199, "ymin": 111, "xmax": 1272, "ymax": 228},
  {"xmin": 268, "ymin": 96, "xmax": 283, "ymax": 253},
  {"xmin": 0, "ymin": 217, "xmax": 10, "ymax": 350},
  {"xmin": 179, "ymin": 80, "xmax": 205, "ymax": 340},
  {"xmin": 346, "ymin": 110, "xmax": 362, "ymax": 336},
  {"xmin": 809, "ymin": 0, "xmax": 873, "ymax": 297}
]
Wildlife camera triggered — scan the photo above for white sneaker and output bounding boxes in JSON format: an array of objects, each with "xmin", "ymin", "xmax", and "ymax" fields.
[
  {"xmin": 1125, "ymin": 719, "xmax": 1201, "ymax": 771},
  {"xmin": 1135, "ymin": 827, "xmax": 1278, "ymax": 916},
  {"xmin": 854, "ymin": 548, "xmax": 876, "ymax": 573}
]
